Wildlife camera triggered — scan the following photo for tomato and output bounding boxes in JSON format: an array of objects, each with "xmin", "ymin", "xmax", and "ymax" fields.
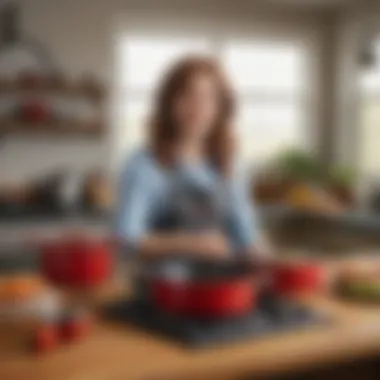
[
  {"xmin": 60, "ymin": 314, "xmax": 92, "ymax": 341},
  {"xmin": 34, "ymin": 324, "xmax": 58, "ymax": 353}
]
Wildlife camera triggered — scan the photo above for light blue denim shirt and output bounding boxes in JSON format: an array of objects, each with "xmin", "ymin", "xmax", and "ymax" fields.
[{"xmin": 115, "ymin": 149, "xmax": 260, "ymax": 254}]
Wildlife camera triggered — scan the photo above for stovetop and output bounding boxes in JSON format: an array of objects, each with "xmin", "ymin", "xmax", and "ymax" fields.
[{"xmin": 104, "ymin": 296, "xmax": 330, "ymax": 348}]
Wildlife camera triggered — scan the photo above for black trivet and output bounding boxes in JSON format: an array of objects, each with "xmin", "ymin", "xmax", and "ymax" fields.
[{"xmin": 104, "ymin": 296, "xmax": 329, "ymax": 348}]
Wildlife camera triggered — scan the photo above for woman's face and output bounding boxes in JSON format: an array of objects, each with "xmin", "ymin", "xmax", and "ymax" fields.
[{"xmin": 172, "ymin": 73, "xmax": 220, "ymax": 141}]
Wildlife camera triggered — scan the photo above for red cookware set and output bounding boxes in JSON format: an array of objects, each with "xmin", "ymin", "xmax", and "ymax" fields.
[
  {"xmin": 37, "ymin": 233, "xmax": 325, "ymax": 320},
  {"xmin": 139, "ymin": 256, "xmax": 326, "ymax": 319}
]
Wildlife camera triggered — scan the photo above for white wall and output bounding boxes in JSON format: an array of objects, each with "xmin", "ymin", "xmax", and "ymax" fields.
[
  {"xmin": 0, "ymin": 0, "xmax": 114, "ymax": 183},
  {"xmin": 0, "ymin": 0, "xmax": 328, "ymax": 182},
  {"xmin": 333, "ymin": 11, "xmax": 362, "ymax": 165},
  {"xmin": 331, "ymin": 2, "xmax": 380, "ymax": 167}
]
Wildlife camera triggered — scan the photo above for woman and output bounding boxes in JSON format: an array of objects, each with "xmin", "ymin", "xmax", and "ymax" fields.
[{"xmin": 116, "ymin": 56, "xmax": 270, "ymax": 259}]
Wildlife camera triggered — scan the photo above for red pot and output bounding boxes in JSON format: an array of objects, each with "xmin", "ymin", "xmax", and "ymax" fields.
[
  {"xmin": 270, "ymin": 261, "xmax": 325, "ymax": 296},
  {"xmin": 152, "ymin": 278, "xmax": 256, "ymax": 318},
  {"xmin": 148, "ymin": 258, "xmax": 257, "ymax": 318},
  {"xmin": 40, "ymin": 235, "xmax": 113, "ymax": 288}
]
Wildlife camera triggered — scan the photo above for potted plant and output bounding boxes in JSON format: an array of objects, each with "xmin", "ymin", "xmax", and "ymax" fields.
[
  {"xmin": 253, "ymin": 149, "xmax": 322, "ymax": 205},
  {"xmin": 270, "ymin": 149, "xmax": 345, "ymax": 214},
  {"xmin": 275, "ymin": 148, "xmax": 323, "ymax": 185},
  {"xmin": 326, "ymin": 164, "xmax": 357, "ymax": 206}
]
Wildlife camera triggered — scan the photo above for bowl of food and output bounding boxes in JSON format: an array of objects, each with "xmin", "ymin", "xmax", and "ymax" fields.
[
  {"xmin": 336, "ymin": 264, "xmax": 380, "ymax": 302},
  {"xmin": 0, "ymin": 274, "xmax": 61, "ymax": 321}
]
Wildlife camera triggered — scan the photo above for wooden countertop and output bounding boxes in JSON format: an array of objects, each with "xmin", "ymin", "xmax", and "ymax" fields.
[
  {"xmin": 2, "ymin": 295, "xmax": 380, "ymax": 380},
  {"xmin": 2, "ymin": 259, "xmax": 380, "ymax": 380}
]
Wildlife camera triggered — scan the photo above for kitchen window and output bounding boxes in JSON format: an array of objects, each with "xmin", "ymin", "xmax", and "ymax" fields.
[{"xmin": 114, "ymin": 36, "xmax": 307, "ymax": 167}]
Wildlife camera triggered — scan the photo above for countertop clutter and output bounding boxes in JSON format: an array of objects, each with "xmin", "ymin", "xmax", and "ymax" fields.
[
  {"xmin": 2, "ymin": 259, "xmax": 380, "ymax": 380},
  {"xmin": 0, "ymin": 169, "xmax": 114, "ymax": 221}
]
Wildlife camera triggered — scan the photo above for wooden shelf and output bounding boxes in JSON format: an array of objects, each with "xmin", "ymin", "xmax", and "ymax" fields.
[
  {"xmin": 0, "ymin": 76, "xmax": 107, "ymax": 138},
  {"xmin": 0, "ymin": 121, "xmax": 105, "ymax": 138},
  {"xmin": 0, "ymin": 79, "xmax": 106, "ymax": 102}
]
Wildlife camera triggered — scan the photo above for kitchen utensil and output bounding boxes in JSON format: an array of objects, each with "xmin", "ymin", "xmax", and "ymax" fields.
[
  {"xmin": 29, "ymin": 170, "xmax": 66, "ymax": 214},
  {"xmin": 141, "ymin": 256, "xmax": 257, "ymax": 319}
]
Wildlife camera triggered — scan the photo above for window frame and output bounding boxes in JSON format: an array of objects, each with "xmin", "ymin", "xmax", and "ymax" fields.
[{"xmin": 110, "ymin": 17, "xmax": 317, "ymax": 169}]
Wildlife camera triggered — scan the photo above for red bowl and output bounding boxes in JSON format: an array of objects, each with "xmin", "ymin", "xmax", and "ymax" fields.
[{"xmin": 40, "ymin": 236, "xmax": 113, "ymax": 288}]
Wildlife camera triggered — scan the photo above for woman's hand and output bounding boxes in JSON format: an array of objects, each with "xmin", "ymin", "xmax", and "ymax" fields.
[
  {"xmin": 138, "ymin": 231, "xmax": 229, "ymax": 259},
  {"xmin": 253, "ymin": 236, "xmax": 274, "ymax": 259},
  {"xmin": 191, "ymin": 231, "xmax": 229, "ymax": 258},
  {"xmin": 238, "ymin": 234, "xmax": 275, "ymax": 263}
]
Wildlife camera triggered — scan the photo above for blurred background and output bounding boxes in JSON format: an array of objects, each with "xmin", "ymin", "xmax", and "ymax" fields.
[
  {"xmin": 2, "ymin": 0, "xmax": 380, "ymax": 379},
  {"xmin": 0, "ymin": 0, "xmax": 380, "ymax": 250}
]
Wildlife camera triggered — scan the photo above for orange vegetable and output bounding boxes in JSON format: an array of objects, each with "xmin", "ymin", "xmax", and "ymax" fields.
[{"xmin": 0, "ymin": 275, "xmax": 46, "ymax": 302}]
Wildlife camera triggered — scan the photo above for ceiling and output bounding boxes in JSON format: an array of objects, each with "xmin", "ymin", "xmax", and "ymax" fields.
[
  {"xmin": 254, "ymin": 0, "xmax": 363, "ymax": 9},
  {"xmin": 268, "ymin": 0, "xmax": 353, "ymax": 5}
]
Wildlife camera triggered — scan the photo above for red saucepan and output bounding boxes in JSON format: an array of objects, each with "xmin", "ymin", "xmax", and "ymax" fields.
[{"xmin": 141, "ymin": 257, "xmax": 258, "ymax": 319}]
